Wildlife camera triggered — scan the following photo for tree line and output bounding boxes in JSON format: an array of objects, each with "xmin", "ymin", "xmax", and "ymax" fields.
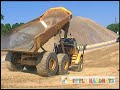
[
  {"xmin": 1, "ymin": 14, "xmax": 24, "ymax": 37},
  {"xmin": 106, "ymin": 23, "xmax": 119, "ymax": 33},
  {"xmin": 1, "ymin": 14, "xmax": 119, "ymax": 37}
]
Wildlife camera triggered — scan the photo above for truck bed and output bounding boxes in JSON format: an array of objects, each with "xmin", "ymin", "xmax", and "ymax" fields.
[{"xmin": 1, "ymin": 7, "xmax": 72, "ymax": 53}]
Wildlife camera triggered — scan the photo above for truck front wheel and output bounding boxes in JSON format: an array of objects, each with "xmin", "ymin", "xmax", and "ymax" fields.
[{"xmin": 57, "ymin": 54, "xmax": 69, "ymax": 75}]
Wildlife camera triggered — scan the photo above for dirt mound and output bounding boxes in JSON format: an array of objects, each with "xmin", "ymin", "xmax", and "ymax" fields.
[
  {"xmin": 1, "ymin": 43, "xmax": 119, "ymax": 89},
  {"xmin": 67, "ymin": 16, "xmax": 118, "ymax": 45}
]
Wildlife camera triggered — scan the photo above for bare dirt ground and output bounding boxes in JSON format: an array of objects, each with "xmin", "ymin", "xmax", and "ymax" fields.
[{"xmin": 1, "ymin": 43, "xmax": 119, "ymax": 89}]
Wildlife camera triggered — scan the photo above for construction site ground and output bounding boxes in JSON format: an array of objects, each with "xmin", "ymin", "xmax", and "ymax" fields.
[{"xmin": 1, "ymin": 42, "xmax": 119, "ymax": 89}]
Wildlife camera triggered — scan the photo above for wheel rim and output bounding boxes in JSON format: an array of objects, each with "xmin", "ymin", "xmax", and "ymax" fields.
[
  {"xmin": 49, "ymin": 59, "xmax": 56, "ymax": 71},
  {"xmin": 64, "ymin": 60, "xmax": 69, "ymax": 70}
]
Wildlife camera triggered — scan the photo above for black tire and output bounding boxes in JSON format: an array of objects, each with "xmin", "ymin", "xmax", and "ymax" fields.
[
  {"xmin": 25, "ymin": 66, "xmax": 36, "ymax": 71},
  {"xmin": 77, "ymin": 56, "xmax": 83, "ymax": 72},
  {"xmin": 36, "ymin": 52, "xmax": 58, "ymax": 77},
  {"xmin": 57, "ymin": 54, "xmax": 70, "ymax": 75},
  {"xmin": 5, "ymin": 52, "xmax": 24, "ymax": 71}
]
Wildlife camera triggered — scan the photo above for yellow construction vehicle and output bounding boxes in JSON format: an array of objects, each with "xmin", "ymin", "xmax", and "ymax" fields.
[{"xmin": 1, "ymin": 7, "xmax": 84, "ymax": 77}]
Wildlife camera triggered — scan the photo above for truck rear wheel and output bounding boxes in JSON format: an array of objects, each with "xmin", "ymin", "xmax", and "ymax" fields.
[
  {"xmin": 36, "ymin": 52, "xmax": 58, "ymax": 77},
  {"xmin": 5, "ymin": 52, "xmax": 24, "ymax": 71},
  {"xmin": 57, "ymin": 54, "xmax": 69, "ymax": 75}
]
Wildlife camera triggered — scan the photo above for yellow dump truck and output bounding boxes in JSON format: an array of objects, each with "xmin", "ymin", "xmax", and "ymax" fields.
[{"xmin": 1, "ymin": 7, "xmax": 84, "ymax": 77}]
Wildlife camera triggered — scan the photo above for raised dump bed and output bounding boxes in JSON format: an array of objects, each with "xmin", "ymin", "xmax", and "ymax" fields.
[
  {"xmin": 1, "ymin": 7, "xmax": 72, "ymax": 53},
  {"xmin": 1, "ymin": 7, "xmax": 85, "ymax": 77}
]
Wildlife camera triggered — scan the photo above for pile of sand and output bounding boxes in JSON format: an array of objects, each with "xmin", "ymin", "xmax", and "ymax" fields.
[{"xmin": 67, "ymin": 16, "xmax": 118, "ymax": 45}]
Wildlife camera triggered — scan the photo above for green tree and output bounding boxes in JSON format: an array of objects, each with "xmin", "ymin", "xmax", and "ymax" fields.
[
  {"xmin": 19, "ymin": 23, "xmax": 24, "ymax": 25},
  {"xmin": 4, "ymin": 23, "xmax": 11, "ymax": 30},
  {"xmin": 1, "ymin": 23, "xmax": 5, "ymax": 35},
  {"xmin": 1, "ymin": 15, "xmax": 24, "ymax": 36},
  {"xmin": 107, "ymin": 23, "xmax": 119, "ymax": 33},
  {"xmin": 1, "ymin": 14, "xmax": 24, "ymax": 36},
  {"xmin": 1, "ymin": 14, "xmax": 4, "ymax": 36},
  {"xmin": 1, "ymin": 14, "xmax": 4, "ymax": 20},
  {"xmin": 1, "ymin": 23, "xmax": 11, "ymax": 35},
  {"xmin": 12, "ymin": 23, "xmax": 24, "ymax": 29},
  {"xmin": 12, "ymin": 23, "xmax": 19, "ymax": 29},
  {"xmin": 1, "ymin": 23, "xmax": 4, "ymax": 28}
]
